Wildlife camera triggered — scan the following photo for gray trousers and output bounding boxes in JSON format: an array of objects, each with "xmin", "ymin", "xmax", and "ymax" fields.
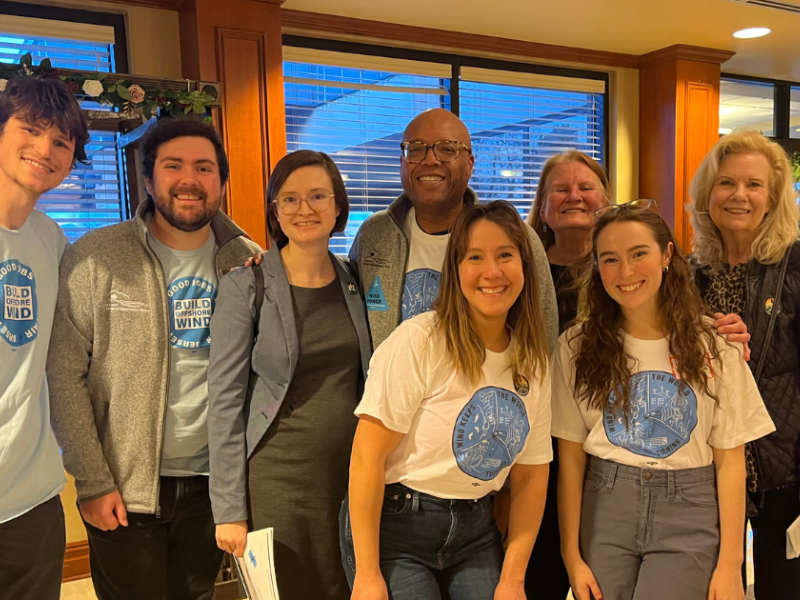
[{"xmin": 580, "ymin": 457, "xmax": 720, "ymax": 600}]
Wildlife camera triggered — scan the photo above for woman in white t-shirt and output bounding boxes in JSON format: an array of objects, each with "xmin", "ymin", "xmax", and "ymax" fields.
[
  {"xmin": 341, "ymin": 201, "xmax": 553, "ymax": 600},
  {"xmin": 552, "ymin": 201, "xmax": 775, "ymax": 600}
]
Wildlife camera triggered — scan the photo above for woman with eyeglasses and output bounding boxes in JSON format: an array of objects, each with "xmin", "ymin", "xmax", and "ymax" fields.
[
  {"xmin": 552, "ymin": 200, "xmax": 774, "ymax": 600},
  {"xmin": 207, "ymin": 150, "xmax": 372, "ymax": 600},
  {"xmin": 689, "ymin": 131, "xmax": 800, "ymax": 600},
  {"xmin": 343, "ymin": 201, "xmax": 553, "ymax": 600}
]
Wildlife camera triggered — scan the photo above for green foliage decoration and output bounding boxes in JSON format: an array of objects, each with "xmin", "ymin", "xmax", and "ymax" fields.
[{"xmin": 0, "ymin": 53, "xmax": 214, "ymax": 123}]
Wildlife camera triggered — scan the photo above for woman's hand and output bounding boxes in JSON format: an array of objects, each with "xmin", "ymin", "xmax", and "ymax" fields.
[
  {"xmin": 713, "ymin": 313, "xmax": 751, "ymax": 361},
  {"xmin": 351, "ymin": 572, "xmax": 389, "ymax": 600},
  {"xmin": 567, "ymin": 559, "xmax": 603, "ymax": 600},
  {"xmin": 494, "ymin": 578, "xmax": 526, "ymax": 600},
  {"xmin": 215, "ymin": 521, "xmax": 248, "ymax": 557},
  {"xmin": 707, "ymin": 563, "xmax": 744, "ymax": 600}
]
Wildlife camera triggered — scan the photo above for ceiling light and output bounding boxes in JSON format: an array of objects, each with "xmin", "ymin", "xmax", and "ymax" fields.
[
  {"xmin": 719, "ymin": 106, "xmax": 737, "ymax": 116},
  {"xmin": 719, "ymin": 128, "xmax": 733, "ymax": 135},
  {"xmin": 733, "ymin": 27, "xmax": 771, "ymax": 39}
]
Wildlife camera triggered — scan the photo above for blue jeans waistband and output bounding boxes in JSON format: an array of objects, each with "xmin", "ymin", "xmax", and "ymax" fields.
[
  {"xmin": 385, "ymin": 483, "xmax": 491, "ymax": 511},
  {"xmin": 588, "ymin": 456, "xmax": 716, "ymax": 486}
]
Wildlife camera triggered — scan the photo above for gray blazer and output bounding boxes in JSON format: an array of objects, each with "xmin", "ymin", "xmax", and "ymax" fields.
[{"xmin": 207, "ymin": 245, "xmax": 372, "ymax": 524}]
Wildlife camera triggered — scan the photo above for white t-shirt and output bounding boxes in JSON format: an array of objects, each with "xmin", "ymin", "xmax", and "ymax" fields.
[
  {"xmin": 401, "ymin": 207, "xmax": 449, "ymax": 322},
  {"xmin": 356, "ymin": 311, "xmax": 553, "ymax": 499},
  {"xmin": 551, "ymin": 327, "xmax": 775, "ymax": 469},
  {"xmin": 0, "ymin": 210, "xmax": 68, "ymax": 523},
  {"xmin": 148, "ymin": 225, "xmax": 218, "ymax": 477}
]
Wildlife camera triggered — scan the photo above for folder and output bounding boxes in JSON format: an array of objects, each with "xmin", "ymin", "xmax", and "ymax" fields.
[
  {"xmin": 787, "ymin": 514, "xmax": 800, "ymax": 560},
  {"xmin": 233, "ymin": 527, "xmax": 280, "ymax": 600}
]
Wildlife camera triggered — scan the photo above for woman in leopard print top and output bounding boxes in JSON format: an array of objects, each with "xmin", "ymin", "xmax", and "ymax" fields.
[{"xmin": 690, "ymin": 130, "xmax": 800, "ymax": 600}]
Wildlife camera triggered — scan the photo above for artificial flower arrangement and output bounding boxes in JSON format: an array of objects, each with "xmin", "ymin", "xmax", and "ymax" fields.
[{"xmin": 0, "ymin": 53, "xmax": 215, "ymax": 122}]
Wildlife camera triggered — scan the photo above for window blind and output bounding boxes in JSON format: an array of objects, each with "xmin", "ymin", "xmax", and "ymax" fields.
[
  {"xmin": 0, "ymin": 26, "xmax": 125, "ymax": 240},
  {"xmin": 460, "ymin": 69, "xmax": 605, "ymax": 218},
  {"xmin": 284, "ymin": 56, "xmax": 451, "ymax": 255}
]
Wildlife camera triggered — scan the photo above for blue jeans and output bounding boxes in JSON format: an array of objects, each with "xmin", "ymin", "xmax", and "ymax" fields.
[{"xmin": 340, "ymin": 483, "xmax": 504, "ymax": 600}]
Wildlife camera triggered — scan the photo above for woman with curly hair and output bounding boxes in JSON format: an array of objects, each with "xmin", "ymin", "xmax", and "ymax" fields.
[
  {"xmin": 689, "ymin": 130, "xmax": 800, "ymax": 600},
  {"xmin": 552, "ymin": 202, "xmax": 774, "ymax": 600}
]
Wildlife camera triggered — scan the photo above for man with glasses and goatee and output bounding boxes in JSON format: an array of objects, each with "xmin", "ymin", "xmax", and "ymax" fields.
[{"xmin": 348, "ymin": 108, "xmax": 558, "ymax": 350}]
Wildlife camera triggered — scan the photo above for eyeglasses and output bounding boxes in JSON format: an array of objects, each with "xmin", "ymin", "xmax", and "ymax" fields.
[
  {"xmin": 400, "ymin": 140, "xmax": 472, "ymax": 163},
  {"xmin": 594, "ymin": 198, "xmax": 657, "ymax": 219},
  {"xmin": 275, "ymin": 191, "xmax": 334, "ymax": 215}
]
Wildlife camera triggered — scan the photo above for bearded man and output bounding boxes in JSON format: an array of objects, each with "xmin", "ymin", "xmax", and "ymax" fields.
[{"xmin": 47, "ymin": 117, "xmax": 261, "ymax": 600}]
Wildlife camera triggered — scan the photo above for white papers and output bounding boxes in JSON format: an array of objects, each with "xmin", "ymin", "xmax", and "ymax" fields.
[
  {"xmin": 234, "ymin": 528, "xmax": 280, "ymax": 600},
  {"xmin": 787, "ymin": 515, "xmax": 800, "ymax": 560}
]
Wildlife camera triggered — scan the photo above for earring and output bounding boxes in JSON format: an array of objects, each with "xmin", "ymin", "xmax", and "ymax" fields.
[
  {"xmin": 542, "ymin": 223, "xmax": 548, "ymax": 233},
  {"xmin": 663, "ymin": 266, "xmax": 669, "ymax": 275}
]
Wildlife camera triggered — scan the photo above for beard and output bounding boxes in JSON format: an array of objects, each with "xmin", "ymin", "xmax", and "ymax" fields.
[{"xmin": 153, "ymin": 185, "xmax": 221, "ymax": 232}]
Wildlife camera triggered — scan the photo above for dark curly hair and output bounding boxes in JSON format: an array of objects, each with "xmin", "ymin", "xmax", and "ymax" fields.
[{"xmin": 571, "ymin": 207, "xmax": 721, "ymax": 420}]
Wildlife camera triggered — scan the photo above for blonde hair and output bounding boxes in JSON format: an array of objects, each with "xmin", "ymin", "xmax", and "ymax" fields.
[
  {"xmin": 689, "ymin": 130, "xmax": 799, "ymax": 268},
  {"xmin": 526, "ymin": 150, "xmax": 611, "ymax": 247},
  {"xmin": 435, "ymin": 201, "xmax": 549, "ymax": 386}
]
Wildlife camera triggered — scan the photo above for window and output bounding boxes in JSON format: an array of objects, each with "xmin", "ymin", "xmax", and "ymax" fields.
[
  {"xmin": 790, "ymin": 86, "xmax": 800, "ymax": 140},
  {"xmin": 284, "ymin": 40, "xmax": 607, "ymax": 255},
  {"xmin": 719, "ymin": 78, "xmax": 775, "ymax": 136},
  {"xmin": 0, "ymin": 18, "xmax": 125, "ymax": 241}
]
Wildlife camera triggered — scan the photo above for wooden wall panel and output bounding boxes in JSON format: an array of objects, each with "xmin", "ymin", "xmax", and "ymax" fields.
[
  {"xmin": 216, "ymin": 29, "xmax": 268, "ymax": 246},
  {"xmin": 639, "ymin": 46, "xmax": 731, "ymax": 251},
  {"xmin": 180, "ymin": 0, "xmax": 286, "ymax": 248}
]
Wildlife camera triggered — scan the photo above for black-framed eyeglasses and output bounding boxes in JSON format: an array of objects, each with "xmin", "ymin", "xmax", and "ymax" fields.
[
  {"xmin": 594, "ymin": 198, "xmax": 657, "ymax": 219},
  {"xmin": 400, "ymin": 140, "xmax": 472, "ymax": 163},
  {"xmin": 275, "ymin": 191, "xmax": 334, "ymax": 215}
]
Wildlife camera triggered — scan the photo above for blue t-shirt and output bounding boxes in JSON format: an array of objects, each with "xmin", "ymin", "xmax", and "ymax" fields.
[
  {"xmin": 0, "ymin": 210, "xmax": 68, "ymax": 523},
  {"xmin": 148, "ymin": 225, "xmax": 218, "ymax": 476}
]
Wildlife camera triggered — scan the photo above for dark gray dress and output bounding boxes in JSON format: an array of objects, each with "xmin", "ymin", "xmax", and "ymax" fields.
[{"xmin": 247, "ymin": 277, "xmax": 361, "ymax": 600}]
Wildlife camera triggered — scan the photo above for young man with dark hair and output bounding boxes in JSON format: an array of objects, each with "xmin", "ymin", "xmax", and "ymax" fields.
[
  {"xmin": 47, "ymin": 117, "xmax": 262, "ymax": 600},
  {"xmin": 0, "ymin": 76, "xmax": 89, "ymax": 600}
]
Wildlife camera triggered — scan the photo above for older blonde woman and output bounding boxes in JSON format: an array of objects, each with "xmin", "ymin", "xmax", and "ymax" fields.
[{"xmin": 690, "ymin": 130, "xmax": 800, "ymax": 600}]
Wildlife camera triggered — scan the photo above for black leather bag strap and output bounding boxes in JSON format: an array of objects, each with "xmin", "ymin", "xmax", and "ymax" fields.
[{"xmin": 754, "ymin": 250, "xmax": 791, "ymax": 384}]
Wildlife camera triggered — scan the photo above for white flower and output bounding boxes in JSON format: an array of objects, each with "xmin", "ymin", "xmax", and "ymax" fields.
[
  {"xmin": 82, "ymin": 79, "xmax": 104, "ymax": 97},
  {"xmin": 0, "ymin": 79, "xmax": 8, "ymax": 92}
]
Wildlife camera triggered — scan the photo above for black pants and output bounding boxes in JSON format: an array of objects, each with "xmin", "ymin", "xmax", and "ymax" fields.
[
  {"xmin": 524, "ymin": 443, "xmax": 571, "ymax": 600},
  {"xmin": 0, "ymin": 495, "xmax": 65, "ymax": 600},
  {"xmin": 85, "ymin": 476, "xmax": 223, "ymax": 600},
  {"xmin": 749, "ymin": 485, "xmax": 800, "ymax": 600}
]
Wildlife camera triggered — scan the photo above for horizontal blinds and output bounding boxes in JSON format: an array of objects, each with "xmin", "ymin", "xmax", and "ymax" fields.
[
  {"xmin": 461, "ymin": 76, "xmax": 605, "ymax": 218},
  {"xmin": 37, "ymin": 131, "xmax": 123, "ymax": 242},
  {"xmin": 284, "ymin": 56, "xmax": 451, "ymax": 255},
  {"xmin": 0, "ymin": 29, "xmax": 126, "ymax": 240},
  {"xmin": 0, "ymin": 15, "xmax": 114, "ymax": 44}
]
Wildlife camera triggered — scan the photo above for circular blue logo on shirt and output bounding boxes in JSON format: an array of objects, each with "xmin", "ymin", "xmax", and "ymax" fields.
[
  {"xmin": 452, "ymin": 386, "xmax": 530, "ymax": 481},
  {"xmin": 604, "ymin": 370, "xmax": 698, "ymax": 458},
  {"xmin": 402, "ymin": 268, "xmax": 440, "ymax": 321},
  {"xmin": 0, "ymin": 259, "xmax": 38, "ymax": 348},
  {"xmin": 167, "ymin": 277, "xmax": 216, "ymax": 350}
]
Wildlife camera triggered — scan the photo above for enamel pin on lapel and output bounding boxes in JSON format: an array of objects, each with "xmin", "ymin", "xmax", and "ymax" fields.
[{"xmin": 348, "ymin": 283, "xmax": 357, "ymax": 295}]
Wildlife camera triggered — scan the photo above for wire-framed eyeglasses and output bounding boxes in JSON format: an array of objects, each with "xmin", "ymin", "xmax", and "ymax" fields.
[
  {"xmin": 400, "ymin": 140, "xmax": 472, "ymax": 163},
  {"xmin": 594, "ymin": 198, "xmax": 657, "ymax": 219},
  {"xmin": 275, "ymin": 191, "xmax": 334, "ymax": 215}
]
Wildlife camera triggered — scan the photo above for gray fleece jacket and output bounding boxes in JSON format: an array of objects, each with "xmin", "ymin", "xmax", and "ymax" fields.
[
  {"xmin": 47, "ymin": 200, "xmax": 261, "ymax": 514},
  {"xmin": 348, "ymin": 188, "xmax": 559, "ymax": 351}
]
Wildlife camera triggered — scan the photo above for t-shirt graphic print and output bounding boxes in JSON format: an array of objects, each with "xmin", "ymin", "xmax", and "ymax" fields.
[
  {"xmin": 0, "ymin": 259, "xmax": 38, "ymax": 347},
  {"xmin": 604, "ymin": 371, "xmax": 698, "ymax": 459},
  {"xmin": 402, "ymin": 207, "xmax": 448, "ymax": 322},
  {"xmin": 454, "ymin": 386, "xmax": 531, "ymax": 481},
  {"xmin": 167, "ymin": 276, "xmax": 216, "ymax": 349}
]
